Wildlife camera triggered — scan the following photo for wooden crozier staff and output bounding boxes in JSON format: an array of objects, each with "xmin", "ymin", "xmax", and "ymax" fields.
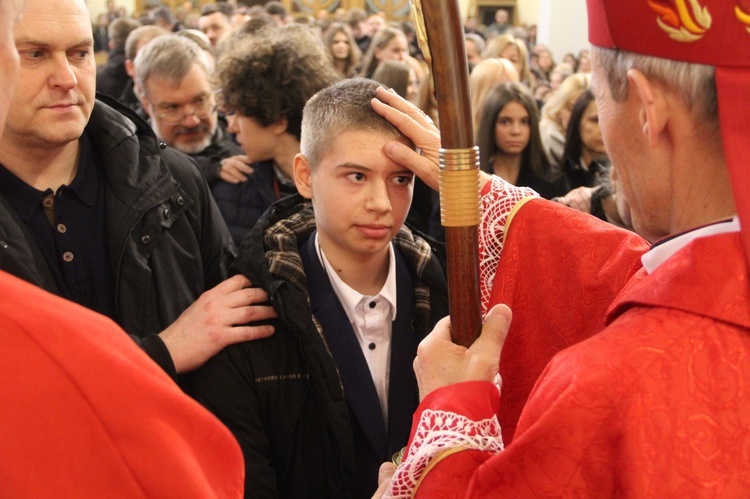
[{"xmin": 411, "ymin": 0, "xmax": 482, "ymax": 347}]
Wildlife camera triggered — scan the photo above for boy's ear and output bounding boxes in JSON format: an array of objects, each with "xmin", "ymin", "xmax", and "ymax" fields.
[
  {"xmin": 293, "ymin": 153, "xmax": 313, "ymax": 199},
  {"xmin": 272, "ymin": 116, "xmax": 289, "ymax": 135}
]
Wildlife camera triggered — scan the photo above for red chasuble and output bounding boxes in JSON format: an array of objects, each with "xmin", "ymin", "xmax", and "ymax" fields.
[
  {"xmin": 488, "ymin": 197, "xmax": 647, "ymax": 443},
  {"xmin": 392, "ymin": 229, "xmax": 750, "ymax": 497},
  {"xmin": 0, "ymin": 270, "xmax": 244, "ymax": 498}
]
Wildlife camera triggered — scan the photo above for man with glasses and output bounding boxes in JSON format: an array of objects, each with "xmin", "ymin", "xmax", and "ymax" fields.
[
  {"xmin": 0, "ymin": 0, "xmax": 276, "ymax": 379},
  {"xmin": 135, "ymin": 34, "xmax": 244, "ymax": 184}
]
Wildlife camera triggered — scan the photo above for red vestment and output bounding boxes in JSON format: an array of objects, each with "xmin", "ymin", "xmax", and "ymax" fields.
[
  {"xmin": 487, "ymin": 197, "xmax": 647, "ymax": 442},
  {"xmin": 0, "ymin": 270, "xmax": 244, "ymax": 497},
  {"xmin": 389, "ymin": 226, "xmax": 750, "ymax": 497}
]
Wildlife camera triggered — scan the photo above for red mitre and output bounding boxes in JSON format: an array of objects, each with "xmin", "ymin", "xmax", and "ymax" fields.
[{"xmin": 587, "ymin": 0, "xmax": 750, "ymax": 265}]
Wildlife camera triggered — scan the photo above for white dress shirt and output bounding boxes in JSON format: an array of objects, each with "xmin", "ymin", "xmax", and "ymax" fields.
[
  {"xmin": 641, "ymin": 217, "xmax": 740, "ymax": 273},
  {"xmin": 315, "ymin": 233, "xmax": 397, "ymax": 424}
]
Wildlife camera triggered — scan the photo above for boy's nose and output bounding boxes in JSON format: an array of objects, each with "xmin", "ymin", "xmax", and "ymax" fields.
[{"xmin": 366, "ymin": 182, "xmax": 392, "ymax": 213}]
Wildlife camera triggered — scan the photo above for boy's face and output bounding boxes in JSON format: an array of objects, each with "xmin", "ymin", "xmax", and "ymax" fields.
[{"xmin": 294, "ymin": 129, "xmax": 414, "ymax": 265}]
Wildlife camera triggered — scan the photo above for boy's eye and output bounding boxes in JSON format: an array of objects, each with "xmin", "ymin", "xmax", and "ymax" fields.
[
  {"xmin": 393, "ymin": 175, "xmax": 413, "ymax": 186},
  {"xmin": 347, "ymin": 172, "xmax": 366, "ymax": 182}
]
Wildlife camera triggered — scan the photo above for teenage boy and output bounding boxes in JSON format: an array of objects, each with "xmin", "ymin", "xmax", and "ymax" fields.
[{"xmin": 190, "ymin": 79, "xmax": 449, "ymax": 498}]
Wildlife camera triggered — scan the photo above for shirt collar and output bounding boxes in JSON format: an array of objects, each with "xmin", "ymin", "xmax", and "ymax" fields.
[
  {"xmin": 641, "ymin": 217, "xmax": 740, "ymax": 273},
  {"xmin": 315, "ymin": 232, "xmax": 398, "ymax": 323},
  {"xmin": 0, "ymin": 132, "xmax": 99, "ymax": 221},
  {"xmin": 67, "ymin": 132, "xmax": 100, "ymax": 207}
]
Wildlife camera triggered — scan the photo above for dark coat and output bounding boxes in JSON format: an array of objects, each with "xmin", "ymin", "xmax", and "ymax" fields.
[
  {"xmin": 190, "ymin": 194, "xmax": 448, "ymax": 498},
  {"xmin": 211, "ymin": 160, "xmax": 297, "ymax": 247},
  {"xmin": 0, "ymin": 95, "xmax": 235, "ymax": 374},
  {"xmin": 95, "ymin": 48, "xmax": 130, "ymax": 100}
]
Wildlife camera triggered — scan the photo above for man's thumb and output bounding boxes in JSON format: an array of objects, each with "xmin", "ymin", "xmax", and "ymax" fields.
[{"xmin": 471, "ymin": 304, "xmax": 512, "ymax": 360}]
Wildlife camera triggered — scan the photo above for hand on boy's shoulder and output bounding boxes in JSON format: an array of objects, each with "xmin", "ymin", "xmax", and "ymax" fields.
[{"xmin": 160, "ymin": 275, "xmax": 278, "ymax": 373}]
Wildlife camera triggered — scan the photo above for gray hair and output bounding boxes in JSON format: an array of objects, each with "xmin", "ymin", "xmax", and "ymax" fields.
[
  {"xmin": 301, "ymin": 79, "xmax": 404, "ymax": 167},
  {"xmin": 465, "ymin": 33, "xmax": 485, "ymax": 55},
  {"xmin": 134, "ymin": 35, "xmax": 212, "ymax": 95},
  {"xmin": 592, "ymin": 46, "xmax": 717, "ymax": 134}
]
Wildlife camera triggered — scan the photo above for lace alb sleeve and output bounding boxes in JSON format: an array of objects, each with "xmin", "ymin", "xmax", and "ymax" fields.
[
  {"xmin": 478, "ymin": 176, "xmax": 538, "ymax": 315},
  {"xmin": 384, "ymin": 409, "xmax": 504, "ymax": 498}
]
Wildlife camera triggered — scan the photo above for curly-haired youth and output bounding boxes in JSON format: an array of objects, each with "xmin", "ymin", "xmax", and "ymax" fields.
[{"xmin": 215, "ymin": 24, "xmax": 340, "ymax": 140}]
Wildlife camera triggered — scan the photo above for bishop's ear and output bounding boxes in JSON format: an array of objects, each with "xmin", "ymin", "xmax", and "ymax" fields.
[
  {"xmin": 626, "ymin": 68, "xmax": 667, "ymax": 147},
  {"xmin": 293, "ymin": 153, "xmax": 313, "ymax": 200}
]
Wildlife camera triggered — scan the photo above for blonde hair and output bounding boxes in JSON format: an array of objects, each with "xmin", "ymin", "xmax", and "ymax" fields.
[
  {"xmin": 541, "ymin": 72, "xmax": 591, "ymax": 132},
  {"xmin": 469, "ymin": 58, "xmax": 519, "ymax": 134},
  {"xmin": 483, "ymin": 34, "xmax": 531, "ymax": 84}
]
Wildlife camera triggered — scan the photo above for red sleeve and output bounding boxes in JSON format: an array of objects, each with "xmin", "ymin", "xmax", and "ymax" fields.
[{"xmin": 415, "ymin": 381, "xmax": 500, "ymax": 422}]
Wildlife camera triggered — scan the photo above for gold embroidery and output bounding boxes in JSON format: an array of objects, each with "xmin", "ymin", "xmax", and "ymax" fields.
[
  {"xmin": 648, "ymin": 0, "xmax": 712, "ymax": 42},
  {"xmin": 735, "ymin": 4, "xmax": 750, "ymax": 33}
]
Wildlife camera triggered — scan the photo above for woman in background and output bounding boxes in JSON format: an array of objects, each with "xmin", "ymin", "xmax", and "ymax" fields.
[
  {"xmin": 532, "ymin": 46, "xmax": 555, "ymax": 82},
  {"xmin": 358, "ymin": 26, "xmax": 408, "ymax": 78},
  {"xmin": 559, "ymin": 89, "xmax": 608, "ymax": 191},
  {"xmin": 469, "ymin": 57, "xmax": 519, "ymax": 133},
  {"xmin": 539, "ymin": 72, "xmax": 591, "ymax": 166},
  {"xmin": 476, "ymin": 82, "xmax": 566, "ymax": 199},
  {"xmin": 323, "ymin": 22, "xmax": 361, "ymax": 78},
  {"xmin": 554, "ymin": 89, "xmax": 611, "ymax": 217},
  {"xmin": 371, "ymin": 60, "xmax": 418, "ymax": 103},
  {"xmin": 482, "ymin": 34, "xmax": 532, "ymax": 86}
]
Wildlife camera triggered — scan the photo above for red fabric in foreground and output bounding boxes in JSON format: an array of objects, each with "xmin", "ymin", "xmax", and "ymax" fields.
[{"xmin": 0, "ymin": 270, "xmax": 244, "ymax": 498}]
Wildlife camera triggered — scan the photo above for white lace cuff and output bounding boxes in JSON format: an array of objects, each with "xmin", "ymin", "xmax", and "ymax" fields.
[
  {"xmin": 479, "ymin": 176, "xmax": 538, "ymax": 315},
  {"xmin": 384, "ymin": 409, "xmax": 504, "ymax": 498}
]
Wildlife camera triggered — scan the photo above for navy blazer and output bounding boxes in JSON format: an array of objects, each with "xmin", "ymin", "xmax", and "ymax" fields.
[{"xmin": 299, "ymin": 234, "xmax": 421, "ymax": 498}]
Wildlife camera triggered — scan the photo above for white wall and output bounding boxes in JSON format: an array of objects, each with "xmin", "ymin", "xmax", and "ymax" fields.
[
  {"xmin": 535, "ymin": 0, "xmax": 589, "ymax": 60},
  {"xmin": 459, "ymin": 0, "xmax": 589, "ymax": 61},
  {"xmin": 516, "ymin": 0, "xmax": 539, "ymax": 28}
]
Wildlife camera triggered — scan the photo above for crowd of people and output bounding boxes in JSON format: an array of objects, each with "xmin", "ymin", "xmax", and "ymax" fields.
[
  {"xmin": 93, "ymin": 1, "xmax": 623, "ymax": 237},
  {"xmin": 2, "ymin": 0, "xmax": 749, "ymax": 497}
]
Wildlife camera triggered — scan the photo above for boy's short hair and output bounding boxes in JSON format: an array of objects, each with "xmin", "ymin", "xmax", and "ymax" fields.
[{"xmin": 301, "ymin": 79, "xmax": 408, "ymax": 167}]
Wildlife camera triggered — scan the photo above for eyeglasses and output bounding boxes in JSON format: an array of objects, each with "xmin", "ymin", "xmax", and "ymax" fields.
[{"xmin": 152, "ymin": 95, "xmax": 216, "ymax": 125}]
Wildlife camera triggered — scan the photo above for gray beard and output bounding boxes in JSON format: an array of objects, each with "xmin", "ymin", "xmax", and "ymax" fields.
[{"xmin": 150, "ymin": 118, "xmax": 216, "ymax": 155}]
